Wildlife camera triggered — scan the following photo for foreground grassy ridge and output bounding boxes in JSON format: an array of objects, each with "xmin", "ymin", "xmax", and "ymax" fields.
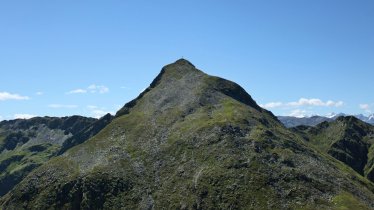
[{"xmin": 2, "ymin": 59, "xmax": 374, "ymax": 209}]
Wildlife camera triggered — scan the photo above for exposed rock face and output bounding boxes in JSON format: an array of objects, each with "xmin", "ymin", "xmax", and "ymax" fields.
[
  {"xmin": 59, "ymin": 113, "xmax": 114, "ymax": 155},
  {"xmin": 0, "ymin": 116, "xmax": 100, "ymax": 196},
  {"xmin": 293, "ymin": 116, "xmax": 374, "ymax": 182},
  {"xmin": 1, "ymin": 60, "xmax": 374, "ymax": 209}
]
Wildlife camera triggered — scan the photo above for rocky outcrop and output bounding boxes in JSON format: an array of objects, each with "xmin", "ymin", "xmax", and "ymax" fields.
[{"xmin": 0, "ymin": 116, "xmax": 98, "ymax": 197}]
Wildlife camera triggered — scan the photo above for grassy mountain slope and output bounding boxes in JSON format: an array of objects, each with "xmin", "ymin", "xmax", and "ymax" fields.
[
  {"xmin": 1, "ymin": 59, "xmax": 374, "ymax": 209},
  {"xmin": 0, "ymin": 116, "xmax": 103, "ymax": 197},
  {"xmin": 292, "ymin": 116, "xmax": 374, "ymax": 182}
]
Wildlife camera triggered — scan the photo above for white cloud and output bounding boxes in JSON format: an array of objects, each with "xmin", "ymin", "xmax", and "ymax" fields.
[
  {"xmin": 87, "ymin": 85, "xmax": 96, "ymax": 90},
  {"xmin": 88, "ymin": 84, "xmax": 109, "ymax": 94},
  {"xmin": 0, "ymin": 92, "xmax": 29, "ymax": 101},
  {"xmin": 87, "ymin": 105, "xmax": 114, "ymax": 118},
  {"xmin": 98, "ymin": 86, "xmax": 109, "ymax": 94},
  {"xmin": 67, "ymin": 84, "xmax": 109, "ymax": 95},
  {"xmin": 332, "ymin": 100, "xmax": 343, "ymax": 107},
  {"xmin": 260, "ymin": 102, "xmax": 283, "ymax": 109},
  {"xmin": 91, "ymin": 109, "xmax": 108, "ymax": 118},
  {"xmin": 287, "ymin": 98, "xmax": 343, "ymax": 107},
  {"xmin": 48, "ymin": 104, "xmax": 78, "ymax": 109},
  {"xmin": 260, "ymin": 98, "xmax": 344, "ymax": 110},
  {"xmin": 359, "ymin": 104, "xmax": 372, "ymax": 113},
  {"xmin": 13, "ymin": 114, "xmax": 36, "ymax": 119},
  {"xmin": 66, "ymin": 89, "xmax": 87, "ymax": 94},
  {"xmin": 36, "ymin": 91, "xmax": 43, "ymax": 95},
  {"xmin": 360, "ymin": 104, "xmax": 370, "ymax": 109},
  {"xmin": 288, "ymin": 109, "xmax": 309, "ymax": 118}
]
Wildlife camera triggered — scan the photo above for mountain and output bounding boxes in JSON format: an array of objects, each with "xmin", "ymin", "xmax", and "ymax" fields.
[
  {"xmin": 292, "ymin": 116, "xmax": 374, "ymax": 183},
  {"xmin": 278, "ymin": 114, "xmax": 374, "ymax": 128},
  {"xmin": 1, "ymin": 59, "xmax": 374, "ymax": 209},
  {"xmin": 58, "ymin": 113, "xmax": 114, "ymax": 155},
  {"xmin": 277, "ymin": 116, "xmax": 333, "ymax": 128},
  {"xmin": 356, "ymin": 114, "xmax": 374, "ymax": 124},
  {"xmin": 0, "ymin": 115, "xmax": 112, "ymax": 197}
]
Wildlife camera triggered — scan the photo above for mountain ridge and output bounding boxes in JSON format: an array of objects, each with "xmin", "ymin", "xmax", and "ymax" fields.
[
  {"xmin": 1, "ymin": 60, "xmax": 374, "ymax": 209},
  {"xmin": 278, "ymin": 114, "xmax": 374, "ymax": 128},
  {"xmin": 292, "ymin": 115, "xmax": 374, "ymax": 182},
  {"xmin": 0, "ymin": 115, "xmax": 113, "ymax": 197}
]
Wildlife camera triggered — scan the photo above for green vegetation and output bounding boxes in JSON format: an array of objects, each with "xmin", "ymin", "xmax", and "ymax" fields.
[
  {"xmin": 1, "ymin": 59, "xmax": 374, "ymax": 209},
  {"xmin": 332, "ymin": 192, "xmax": 370, "ymax": 210},
  {"xmin": 293, "ymin": 116, "xmax": 374, "ymax": 182},
  {"xmin": 0, "ymin": 143, "xmax": 59, "ymax": 196},
  {"xmin": 0, "ymin": 116, "xmax": 98, "ymax": 197}
]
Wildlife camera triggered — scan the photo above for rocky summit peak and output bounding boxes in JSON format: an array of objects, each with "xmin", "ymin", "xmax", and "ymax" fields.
[
  {"xmin": 174, "ymin": 58, "xmax": 195, "ymax": 67},
  {"xmin": 116, "ymin": 59, "xmax": 264, "ymax": 118},
  {"xmin": 336, "ymin": 115, "xmax": 360, "ymax": 124},
  {"xmin": 160, "ymin": 58, "xmax": 198, "ymax": 76}
]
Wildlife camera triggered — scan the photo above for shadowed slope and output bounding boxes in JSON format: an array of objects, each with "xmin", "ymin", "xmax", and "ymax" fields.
[
  {"xmin": 293, "ymin": 116, "xmax": 374, "ymax": 182},
  {"xmin": 0, "ymin": 116, "xmax": 97, "ymax": 197}
]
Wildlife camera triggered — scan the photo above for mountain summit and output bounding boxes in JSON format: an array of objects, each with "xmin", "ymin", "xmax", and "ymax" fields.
[
  {"xmin": 1, "ymin": 60, "xmax": 374, "ymax": 209},
  {"xmin": 116, "ymin": 59, "xmax": 262, "ymax": 118}
]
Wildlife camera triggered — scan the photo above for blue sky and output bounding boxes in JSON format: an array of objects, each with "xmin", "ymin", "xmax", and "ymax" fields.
[{"xmin": 0, "ymin": 0, "xmax": 373, "ymax": 120}]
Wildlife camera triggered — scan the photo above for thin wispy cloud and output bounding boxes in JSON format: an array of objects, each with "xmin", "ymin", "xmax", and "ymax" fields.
[
  {"xmin": 67, "ymin": 84, "xmax": 109, "ymax": 95},
  {"xmin": 36, "ymin": 91, "xmax": 43, "ymax": 96},
  {"xmin": 67, "ymin": 89, "xmax": 87, "ymax": 94},
  {"xmin": 48, "ymin": 104, "xmax": 78, "ymax": 109},
  {"xmin": 260, "ymin": 102, "xmax": 283, "ymax": 109},
  {"xmin": 0, "ymin": 92, "xmax": 30, "ymax": 101},
  {"xmin": 260, "ymin": 98, "xmax": 344, "ymax": 109},
  {"xmin": 359, "ymin": 104, "xmax": 372, "ymax": 113},
  {"xmin": 287, "ymin": 98, "xmax": 343, "ymax": 107},
  {"xmin": 87, "ymin": 105, "xmax": 114, "ymax": 118},
  {"xmin": 288, "ymin": 109, "xmax": 310, "ymax": 118},
  {"xmin": 13, "ymin": 114, "xmax": 36, "ymax": 119},
  {"xmin": 88, "ymin": 85, "xmax": 109, "ymax": 94}
]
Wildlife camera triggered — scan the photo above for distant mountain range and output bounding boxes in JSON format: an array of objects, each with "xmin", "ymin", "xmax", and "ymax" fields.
[{"xmin": 278, "ymin": 113, "xmax": 374, "ymax": 128}]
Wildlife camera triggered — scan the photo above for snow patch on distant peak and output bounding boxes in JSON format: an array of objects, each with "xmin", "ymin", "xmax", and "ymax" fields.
[
  {"xmin": 325, "ymin": 113, "xmax": 345, "ymax": 119},
  {"xmin": 326, "ymin": 113, "xmax": 337, "ymax": 118}
]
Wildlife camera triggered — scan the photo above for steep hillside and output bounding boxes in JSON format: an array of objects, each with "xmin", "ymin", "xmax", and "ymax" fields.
[
  {"xmin": 293, "ymin": 116, "xmax": 374, "ymax": 182},
  {"xmin": 58, "ymin": 114, "xmax": 114, "ymax": 155},
  {"xmin": 0, "ymin": 116, "xmax": 103, "ymax": 197},
  {"xmin": 2, "ymin": 60, "xmax": 374, "ymax": 209}
]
